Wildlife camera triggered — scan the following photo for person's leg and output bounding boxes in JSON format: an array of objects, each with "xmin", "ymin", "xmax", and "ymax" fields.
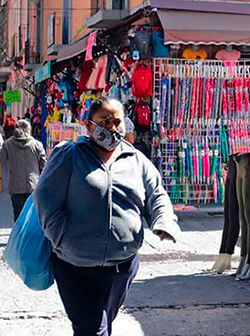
[
  {"xmin": 10, "ymin": 195, "xmax": 19, "ymax": 222},
  {"xmin": 235, "ymin": 161, "xmax": 247, "ymax": 277},
  {"xmin": 225, "ymin": 157, "xmax": 240, "ymax": 255},
  {"xmin": 10, "ymin": 193, "xmax": 31, "ymax": 222},
  {"xmin": 11, "ymin": 194, "xmax": 25, "ymax": 222},
  {"xmin": 104, "ymin": 255, "xmax": 140, "ymax": 334},
  {"xmin": 239, "ymin": 158, "xmax": 250, "ymax": 279},
  {"xmin": 213, "ymin": 157, "xmax": 238, "ymax": 273},
  {"xmin": 218, "ymin": 161, "xmax": 230, "ymax": 254},
  {"xmin": 52, "ymin": 254, "xmax": 109, "ymax": 336}
]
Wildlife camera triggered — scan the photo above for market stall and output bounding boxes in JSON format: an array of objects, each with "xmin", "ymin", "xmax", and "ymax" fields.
[{"xmin": 152, "ymin": 58, "xmax": 250, "ymax": 204}]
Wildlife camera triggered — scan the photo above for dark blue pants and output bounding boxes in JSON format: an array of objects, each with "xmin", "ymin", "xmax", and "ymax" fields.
[
  {"xmin": 52, "ymin": 253, "xmax": 139, "ymax": 336},
  {"xmin": 11, "ymin": 193, "xmax": 31, "ymax": 222}
]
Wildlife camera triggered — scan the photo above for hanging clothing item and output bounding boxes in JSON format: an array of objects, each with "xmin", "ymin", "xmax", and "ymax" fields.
[
  {"xmin": 87, "ymin": 55, "xmax": 108, "ymax": 90},
  {"xmin": 129, "ymin": 30, "xmax": 152, "ymax": 60},
  {"xmin": 85, "ymin": 31, "xmax": 96, "ymax": 61},
  {"xmin": 151, "ymin": 30, "xmax": 170, "ymax": 58},
  {"xmin": 215, "ymin": 49, "xmax": 241, "ymax": 61},
  {"xmin": 182, "ymin": 48, "xmax": 208, "ymax": 60},
  {"xmin": 78, "ymin": 60, "xmax": 95, "ymax": 93}
]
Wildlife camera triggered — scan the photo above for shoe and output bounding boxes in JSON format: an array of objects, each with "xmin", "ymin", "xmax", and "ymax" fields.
[
  {"xmin": 212, "ymin": 254, "xmax": 231, "ymax": 274},
  {"xmin": 235, "ymin": 263, "xmax": 250, "ymax": 280}
]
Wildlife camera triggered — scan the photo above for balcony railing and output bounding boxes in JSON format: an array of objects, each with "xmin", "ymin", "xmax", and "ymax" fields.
[{"xmin": 87, "ymin": 0, "xmax": 130, "ymax": 28}]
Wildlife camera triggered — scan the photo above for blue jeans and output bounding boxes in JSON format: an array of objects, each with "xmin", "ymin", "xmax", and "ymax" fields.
[{"xmin": 52, "ymin": 253, "xmax": 139, "ymax": 336}]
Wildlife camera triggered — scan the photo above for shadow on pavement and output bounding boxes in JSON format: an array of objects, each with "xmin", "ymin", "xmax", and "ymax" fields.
[
  {"xmin": 177, "ymin": 212, "xmax": 224, "ymax": 232},
  {"xmin": 125, "ymin": 272, "xmax": 250, "ymax": 335}
]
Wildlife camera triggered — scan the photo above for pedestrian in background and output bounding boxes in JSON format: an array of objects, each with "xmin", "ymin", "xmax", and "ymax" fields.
[
  {"xmin": 0, "ymin": 119, "xmax": 46, "ymax": 221},
  {"xmin": 124, "ymin": 114, "xmax": 135, "ymax": 144},
  {"xmin": 3, "ymin": 112, "xmax": 16, "ymax": 139},
  {"xmin": 124, "ymin": 111, "xmax": 151, "ymax": 157},
  {"xmin": 24, "ymin": 108, "xmax": 31, "ymax": 121},
  {"xmin": 33, "ymin": 97, "xmax": 180, "ymax": 336}
]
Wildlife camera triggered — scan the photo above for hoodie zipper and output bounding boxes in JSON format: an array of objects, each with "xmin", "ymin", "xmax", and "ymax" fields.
[{"xmin": 102, "ymin": 164, "xmax": 113, "ymax": 266}]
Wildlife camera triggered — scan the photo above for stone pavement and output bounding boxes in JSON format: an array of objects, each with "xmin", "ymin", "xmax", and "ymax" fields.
[{"xmin": 0, "ymin": 188, "xmax": 250, "ymax": 336}]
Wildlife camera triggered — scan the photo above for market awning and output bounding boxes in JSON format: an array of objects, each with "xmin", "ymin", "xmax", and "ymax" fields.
[
  {"xmin": 157, "ymin": 10, "xmax": 250, "ymax": 45},
  {"xmin": 56, "ymin": 34, "xmax": 90, "ymax": 62}
]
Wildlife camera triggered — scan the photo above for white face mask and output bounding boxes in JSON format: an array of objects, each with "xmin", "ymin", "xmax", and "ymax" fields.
[{"xmin": 89, "ymin": 121, "xmax": 125, "ymax": 151}]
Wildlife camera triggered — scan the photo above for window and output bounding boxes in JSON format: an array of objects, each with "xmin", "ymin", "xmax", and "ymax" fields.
[
  {"xmin": 111, "ymin": 0, "xmax": 127, "ymax": 10},
  {"xmin": 62, "ymin": 0, "xmax": 71, "ymax": 44}
]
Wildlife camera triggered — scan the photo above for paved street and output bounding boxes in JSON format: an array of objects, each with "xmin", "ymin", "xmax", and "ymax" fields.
[{"xmin": 0, "ymin": 186, "xmax": 250, "ymax": 336}]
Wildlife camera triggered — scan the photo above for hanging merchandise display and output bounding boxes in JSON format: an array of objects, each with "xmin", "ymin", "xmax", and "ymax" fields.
[
  {"xmin": 40, "ymin": 64, "xmax": 92, "ymax": 152},
  {"xmin": 153, "ymin": 58, "xmax": 250, "ymax": 205},
  {"xmin": 30, "ymin": 96, "xmax": 42, "ymax": 141},
  {"xmin": 46, "ymin": 121, "xmax": 87, "ymax": 156},
  {"xmin": 92, "ymin": 25, "xmax": 156, "ymax": 142}
]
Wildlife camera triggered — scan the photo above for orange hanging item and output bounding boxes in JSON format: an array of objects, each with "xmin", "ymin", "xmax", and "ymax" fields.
[{"xmin": 182, "ymin": 48, "xmax": 208, "ymax": 60}]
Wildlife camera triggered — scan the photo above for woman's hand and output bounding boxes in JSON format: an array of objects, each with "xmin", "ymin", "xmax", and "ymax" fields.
[{"xmin": 154, "ymin": 230, "xmax": 176, "ymax": 243}]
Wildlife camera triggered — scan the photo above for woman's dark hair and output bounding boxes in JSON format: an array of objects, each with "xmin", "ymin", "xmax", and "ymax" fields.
[
  {"xmin": 88, "ymin": 97, "xmax": 124, "ymax": 120},
  {"xmin": 88, "ymin": 97, "xmax": 109, "ymax": 121}
]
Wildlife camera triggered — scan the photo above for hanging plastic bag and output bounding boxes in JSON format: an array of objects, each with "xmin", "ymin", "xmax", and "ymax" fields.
[{"xmin": 4, "ymin": 194, "xmax": 54, "ymax": 291}]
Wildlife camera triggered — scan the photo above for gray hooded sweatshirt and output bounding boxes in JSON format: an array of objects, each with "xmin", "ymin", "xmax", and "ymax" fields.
[
  {"xmin": 33, "ymin": 137, "xmax": 180, "ymax": 267},
  {"xmin": 0, "ymin": 134, "xmax": 46, "ymax": 194}
]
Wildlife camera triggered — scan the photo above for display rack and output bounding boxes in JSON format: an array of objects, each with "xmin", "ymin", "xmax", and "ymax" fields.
[
  {"xmin": 152, "ymin": 58, "xmax": 250, "ymax": 204},
  {"xmin": 46, "ymin": 122, "xmax": 87, "ymax": 156}
]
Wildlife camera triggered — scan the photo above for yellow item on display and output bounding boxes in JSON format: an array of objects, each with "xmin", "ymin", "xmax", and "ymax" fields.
[
  {"xmin": 73, "ymin": 131, "xmax": 80, "ymax": 141},
  {"xmin": 44, "ymin": 115, "xmax": 53, "ymax": 128},
  {"xmin": 51, "ymin": 129, "xmax": 62, "ymax": 142},
  {"xmin": 182, "ymin": 48, "xmax": 208, "ymax": 60},
  {"xmin": 51, "ymin": 108, "xmax": 61, "ymax": 122},
  {"xmin": 80, "ymin": 93, "xmax": 96, "ymax": 103}
]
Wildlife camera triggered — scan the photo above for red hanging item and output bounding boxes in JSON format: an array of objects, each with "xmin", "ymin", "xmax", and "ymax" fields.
[
  {"xmin": 78, "ymin": 60, "xmax": 95, "ymax": 93},
  {"xmin": 134, "ymin": 99, "xmax": 151, "ymax": 128},
  {"xmin": 5, "ymin": 116, "xmax": 16, "ymax": 127},
  {"xmin": 131, "ymin": 64, "xmax": 153, "ymax": 98}
]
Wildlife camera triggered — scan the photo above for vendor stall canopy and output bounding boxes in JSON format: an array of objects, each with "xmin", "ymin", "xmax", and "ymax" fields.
[
  {"xmin": 157, "ymin": 10, "xmax": 250, "ymax": 45},
  {"xmin": 151, "ymin": 0, "xmax": 250, "ymax": 46}
]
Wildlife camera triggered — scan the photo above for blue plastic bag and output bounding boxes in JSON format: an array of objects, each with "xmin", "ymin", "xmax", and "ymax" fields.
[{"xmin": 4, "ymin": 194, "xmax": 54, "ymax": 290}]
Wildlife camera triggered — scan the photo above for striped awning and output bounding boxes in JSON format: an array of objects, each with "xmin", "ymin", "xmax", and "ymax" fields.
[{"xmin": 157, "ymin": 9, "xmax": 250, "ymax": 45}]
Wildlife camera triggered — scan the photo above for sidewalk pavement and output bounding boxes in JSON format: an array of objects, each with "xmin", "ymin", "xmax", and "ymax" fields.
[{"xmin": 0, "ymin": 189, "xmax": 250, "ymax": 336}]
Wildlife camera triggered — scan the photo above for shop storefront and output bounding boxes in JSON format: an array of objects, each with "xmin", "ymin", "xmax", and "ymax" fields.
[
  {"xmin": 34, "ymin": 45, "xmax": 89, "ymax": 153},
  {"xmin": 148, "ymin": 0, "xmax": 250, "ymax": 205},
  {"xmin": 30, "ymin": 0, "xmax": 250, "ymax": 207}
]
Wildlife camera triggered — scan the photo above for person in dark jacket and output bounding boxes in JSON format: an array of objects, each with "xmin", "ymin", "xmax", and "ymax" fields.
[
  {"xmin": 0, "ymin": 119, "xmax": 46, "ymax": 221},
  {"xmin": 33, "ymin": 97, "xmax": 180, "ymax": 336}
]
